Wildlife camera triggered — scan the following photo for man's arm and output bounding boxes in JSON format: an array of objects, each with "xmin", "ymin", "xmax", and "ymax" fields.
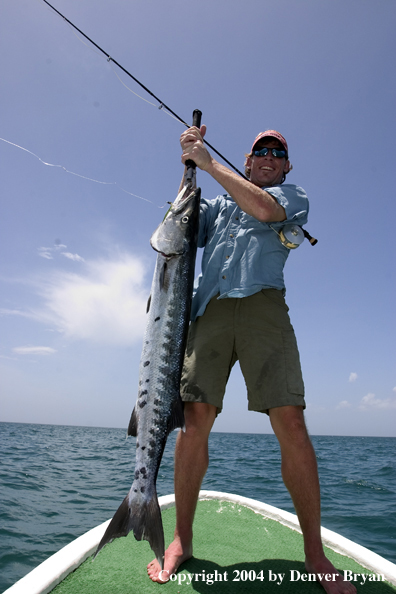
[{"xmin": 180, "ymin": 126, "xmax": 286, "ymax": 223}]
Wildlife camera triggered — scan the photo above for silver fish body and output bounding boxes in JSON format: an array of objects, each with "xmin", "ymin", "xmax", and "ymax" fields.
[{"xmin": 96, "ymin": 185, "xmax": 201, "ymax": 567}]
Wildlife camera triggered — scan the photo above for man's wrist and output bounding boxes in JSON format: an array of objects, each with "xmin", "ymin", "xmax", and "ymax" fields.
[{"xmin": 202, "ymin": 157, "xmax": 220, "ymax": 175}]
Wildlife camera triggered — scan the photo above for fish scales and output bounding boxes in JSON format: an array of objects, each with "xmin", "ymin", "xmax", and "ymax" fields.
[{"xmin": 96, "ymin": 185, "xmax": 201, "ymax": 568}]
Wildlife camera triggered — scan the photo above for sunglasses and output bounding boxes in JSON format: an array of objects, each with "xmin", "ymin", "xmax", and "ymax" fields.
[{"xmin": 253, "ymin": 147, "xmax": 287, "ymax": 159}]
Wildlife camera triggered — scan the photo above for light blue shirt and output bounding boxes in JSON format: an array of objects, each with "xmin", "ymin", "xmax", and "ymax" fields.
[{"xmin": 191, "ymin": 184, "xmax": 309, "ymax": 321}]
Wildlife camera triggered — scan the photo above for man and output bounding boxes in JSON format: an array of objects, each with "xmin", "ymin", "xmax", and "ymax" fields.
[{"xmin": 148, "ymin": 126, "xmax": 356, "ymax": 594}]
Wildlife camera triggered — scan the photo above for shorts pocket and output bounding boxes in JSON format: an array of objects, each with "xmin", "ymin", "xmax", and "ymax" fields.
[
  {"xmin": 282, "ymin": 330, "xmax": 305, "ymax": 395},
  {"xmin": 260, "ymin": 289, "xmax": 289, "ymax": 312}
]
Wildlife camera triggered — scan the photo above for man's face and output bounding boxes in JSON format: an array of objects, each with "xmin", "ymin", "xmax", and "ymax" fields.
[{"xmin": 247, "ymin": 138, "xmax": 290, "ymax": 187}]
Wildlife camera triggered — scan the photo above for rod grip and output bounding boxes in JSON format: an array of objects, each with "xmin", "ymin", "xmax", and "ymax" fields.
[
  {"xmin": 186, "ymin": 109, "xmax": 203, "ymax": 171},
  {"xmin": 302, "ymin": 228, "xmax": 318, "ymax": 246},
  {"xmin": 192, "ymin": 109, "xmax": 202, "ymax": 128}
]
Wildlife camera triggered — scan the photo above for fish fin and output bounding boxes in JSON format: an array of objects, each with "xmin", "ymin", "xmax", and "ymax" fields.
[
  {"xmin": 95, "ymin": 495, "xmax": 130, "ymax": 557},
  {"xmin": 146, "ymin": 294, "xmax": 151, "ymax": 313},
  {"xmin": 159, "ymin": 261, "xmax": 167, "ymax": 291},
  {"xmin": 167, "ymin": 395, "xmax": 185, "ymax": 434},
  {"xmin": 127, "ymin": 406, "xmax": 138, "ymax": 437},
  {"xmin": 130, "ymin": 491, "xmax": 165, "ymax": 569},
  {"xmin": 95, "ymin": 490, "xmax": 165, "ymax": 570}
]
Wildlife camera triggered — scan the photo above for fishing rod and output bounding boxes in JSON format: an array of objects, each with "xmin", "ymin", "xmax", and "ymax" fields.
[
  {"xmin": 41, "ymin": 0, "xmax": 247, "ymax": 179},
  {"xmin": 41, "ymin": 1, "xmax": 317, "ymax": 246}
]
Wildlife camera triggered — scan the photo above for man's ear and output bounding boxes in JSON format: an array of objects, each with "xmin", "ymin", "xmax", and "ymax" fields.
[{"xmin": 284, "ymin": 160, "xmax": 293, "ymax": 174}]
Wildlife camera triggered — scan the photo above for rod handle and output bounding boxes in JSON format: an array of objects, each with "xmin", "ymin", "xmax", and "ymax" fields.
[
  {"xmin": 185, "ymin": 109, "xmax": 202, "ymax": 171},
  {"xmin": 302, "ymin": 228, "xmax": 318, "ymax": 246}
]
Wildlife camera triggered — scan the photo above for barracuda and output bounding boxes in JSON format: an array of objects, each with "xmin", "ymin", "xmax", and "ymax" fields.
[{"xmin": 96, "ymin": 183, "xmax": 201, "ymax": 568}]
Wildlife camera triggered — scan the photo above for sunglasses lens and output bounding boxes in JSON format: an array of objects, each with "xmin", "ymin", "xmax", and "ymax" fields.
[
  {"xmin": 253, "ymin": 147, "xmax": 286, "ymax": 158},
  {"xmin": 254, "ymin": 148, "xmax": 269, "ymax": 157}
]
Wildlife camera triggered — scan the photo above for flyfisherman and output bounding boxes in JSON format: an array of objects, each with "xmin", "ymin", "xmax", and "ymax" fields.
[{"xmin": 147, "ymin": 126, "xmax": 356, "ymax": 594}]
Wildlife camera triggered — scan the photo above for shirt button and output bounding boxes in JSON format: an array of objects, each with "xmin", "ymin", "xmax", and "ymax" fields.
[
  {"xmin": 235, "ymin": 216, "xmax": 239, "ymax": 220},
  {"xmin": 230, "ymin": 234, "xmax": 234, "ymax": 238},
  {"xmin": 226, "ymin": 255, "xmax": 230, "ymax": 259},
  {"xmin": 222, "ymin": 275, "xmax": 226, "ymax": 279}
]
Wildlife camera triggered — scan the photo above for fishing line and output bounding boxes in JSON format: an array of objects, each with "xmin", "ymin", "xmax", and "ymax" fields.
[
  {"xmin": 109, "ymin": 62, "xmax": 184, "ymax": 125},
  {"xmin": 40, "ymin": 0, "xmax": 248, "ymax": 179},
  {"xmin": 1, "ymin": 132, "xmax": 318, "ymax": 241},
  {"xmin": 60, "ymin": 12, "xmax": 180, "ymax": 121},
  {"xmin": 0, "ymin": 137, "xmax": 158, "ymax": 206}
]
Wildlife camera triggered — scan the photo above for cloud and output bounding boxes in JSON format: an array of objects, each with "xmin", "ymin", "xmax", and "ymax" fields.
[
  {"xmin": 12, "ymin": 346, "xmax": 57, "ymax": 355},
  {"xmin": 336, "ymin": 400, "xmax": 352, "ymax": 410},
  {"xmin": 38, "ymin": 247, "xmax": 54, "ymax": 260},
  {"xmin": 33, "ymin": 252, "xmax": 149, "ymax": 345},
  {"xmin": 349, "ymin": 372, "xmax": 358, "ymax": 382},
  {"xmin": 38, "ymin": 244, "xmax": 68, "ymax": 260},
  {"xmin": 359, "ymin": 393, "xmax": 396, "ymax": 411},
  {"xmin": 61, "ymin": 252, "xmax": 85, "ymax": 262},
  {"xmin": 0, "ymin": 308, "xmax": 34, "ymax": 318}
]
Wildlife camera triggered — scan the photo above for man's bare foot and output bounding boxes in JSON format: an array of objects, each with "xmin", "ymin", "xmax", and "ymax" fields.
[
  {"xmin": 147, "ymin": 536, "xmax": 192, "ymax": 583},
  {"xmin": 305, "ymin": 555, "xmax": 357, "ymax": 594}
]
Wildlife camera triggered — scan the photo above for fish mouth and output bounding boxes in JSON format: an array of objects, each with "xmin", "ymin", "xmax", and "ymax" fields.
[{"xmin": 171, "ymin": 187, "xmax": 198, "ymax": 214}]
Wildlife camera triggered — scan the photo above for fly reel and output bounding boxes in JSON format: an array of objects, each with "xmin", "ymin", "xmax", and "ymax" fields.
[{"xmin": 279, "ymin": 224, "xmax": 305, "ymax": 249}]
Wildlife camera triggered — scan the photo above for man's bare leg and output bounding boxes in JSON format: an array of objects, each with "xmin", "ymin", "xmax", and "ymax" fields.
[
  {"xmin": 269, "ymin": 406, "xmax": 356, "ymax": 594},
  {"xmin": 147, "ymin": 402, "xmax": 217, "ymax": 582}
]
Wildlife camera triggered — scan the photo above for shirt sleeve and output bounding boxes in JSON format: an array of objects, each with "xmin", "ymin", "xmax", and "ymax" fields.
[
  {"xmin": 265, "ymin": 184, "xmax": 309, "ymax": 226},
  {"xmin": 197, "ymin": 195, "xmax": 224, "ymax": 248}
]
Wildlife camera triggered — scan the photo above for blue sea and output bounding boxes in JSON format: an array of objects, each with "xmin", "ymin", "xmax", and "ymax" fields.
[{"xmin": 0, "ymin": 422, "xmax": 395, "ymax": 592}]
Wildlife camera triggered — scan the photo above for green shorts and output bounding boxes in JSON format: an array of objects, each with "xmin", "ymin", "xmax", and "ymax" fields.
[{"xmin": 180, "ymin": 290, "xmax": 305, "ymax": 415}]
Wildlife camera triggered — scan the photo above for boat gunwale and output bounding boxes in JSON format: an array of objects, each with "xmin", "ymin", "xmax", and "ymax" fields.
[{"xmin": 4, "ymin": 490, "xmax": 396, "ymax": 593}]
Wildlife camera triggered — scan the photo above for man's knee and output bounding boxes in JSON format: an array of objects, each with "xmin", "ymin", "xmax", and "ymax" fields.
[
  {"xmin": 183, "ymin": 402, "xmax": 217, "ymax": 436},
  {"xmin": 269, "ymin": 405, "xmax": 310, "ymax": 445}
]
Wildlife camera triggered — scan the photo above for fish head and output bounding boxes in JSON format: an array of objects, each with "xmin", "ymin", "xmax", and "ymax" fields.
[{"xmin": 150, "ymin": 187, "xmax": 201, "ymax": 257}]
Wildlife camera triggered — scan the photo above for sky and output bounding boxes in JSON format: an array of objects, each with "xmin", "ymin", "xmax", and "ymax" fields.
[{"xmin": 1, "ymin": 0, "xmax": 395, "ymax": 437}]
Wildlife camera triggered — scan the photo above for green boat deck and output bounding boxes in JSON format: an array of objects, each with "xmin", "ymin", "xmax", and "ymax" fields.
[{"xmin": 52, "ymin": 499, "xmax": 396, "ymax": 594}]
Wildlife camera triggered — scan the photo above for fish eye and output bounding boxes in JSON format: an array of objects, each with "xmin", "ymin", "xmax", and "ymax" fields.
[{"xmin": 181, "ymin": 216, "xmax": 189, "ymax": 223}]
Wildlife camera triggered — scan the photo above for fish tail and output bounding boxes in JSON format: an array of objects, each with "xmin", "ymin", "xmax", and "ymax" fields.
[
  {"xmin": 95, "ymin": 489, "xmax": 165, "ymax": 569},
  {"xmin": 130, "ymin": 491, "xmax": 165, "ymax": 568}
]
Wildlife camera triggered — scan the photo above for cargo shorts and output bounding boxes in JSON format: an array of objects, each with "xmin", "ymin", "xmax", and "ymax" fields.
[{"xmin": 180, "ymin": 289, "xmax": 305, "ymax": 415}]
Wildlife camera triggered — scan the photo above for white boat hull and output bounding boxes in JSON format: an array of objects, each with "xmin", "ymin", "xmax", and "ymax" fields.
[{"xmin": 4, "ymin": 491, "xmax": 396, "ymax": 593}]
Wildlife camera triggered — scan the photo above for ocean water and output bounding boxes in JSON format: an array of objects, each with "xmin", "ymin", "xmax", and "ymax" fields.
[{"xmin": 0, "ymin": 422, "xmax": 395, "ymax": 592}]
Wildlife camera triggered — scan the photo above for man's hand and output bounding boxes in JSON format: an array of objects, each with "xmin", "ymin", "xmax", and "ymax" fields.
[
  {"xmin": 180, "ymin": 125, "xmax": 212, "ymax": 171},
  {"xmin": 180, "ymin": 125, "xmax": 286, "ymax": 223}
]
